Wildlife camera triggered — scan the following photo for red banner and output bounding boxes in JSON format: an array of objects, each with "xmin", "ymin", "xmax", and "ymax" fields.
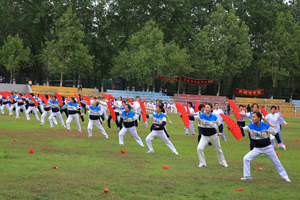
[
  {"xmin": 158, "ymin": 75, "xmax": 180, "ymax": 82},
  {"xmin": 236, "ymin": 88, "xmax": 264, "ymax": 96},
  {"xmin": 181, "ymin": 77, "xmax": 216, "ymax": 85}
]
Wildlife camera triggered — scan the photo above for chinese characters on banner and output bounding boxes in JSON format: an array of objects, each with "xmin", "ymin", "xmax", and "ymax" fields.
[
  {"xmin": 181, "ymin": 76, "xmax": 216, "ymax": 85},
  {"xmin": 158, "ymin": 75, "xmax": 216, "ymax": 85},
  {"xmin": 236, "ymin": 88, "xmax": 264, "ymax": 96}
]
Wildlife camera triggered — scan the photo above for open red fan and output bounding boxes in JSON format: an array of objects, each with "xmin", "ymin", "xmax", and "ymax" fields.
[
  {"xmin": 91, "ymin": 94, "xmax": 95, "ymax": 99},
  {"xmin": 74, "ymin": 93, "xmax": 82, "ymax": 107},
  {"xmin": 4, "ymin": 91, "xmax": 10, "ymax": 96},
  {"xmin": 139, "ymin": 100, "xmax": 147, "ymax": 123},
  {"xmin": 104, "ymin": 94, "xmax": 114, "ymax": 102},
  {"xmin": 39, "ymin": 94, "xmax": 48, "ymax": 105},
  {"xmin": 220, "ymin": 113, "xmax": 242, "ymax": 140},
  {"xmin": 107, "ymin": 103, "xmax": 116, "ymax": 121},
  {"xmin": 17, "ymin": 93, "xmax": 24, "ymax": 103},
  {"xmin": 10, "ymin": 93, "xmax": 14, "ymax": 103},
  {"xmin": 55, "ymin": 93, "xmax": 63, "ymax": 107},
  {"xmin": 175, "ymin": 102, "xmax": 189, "ymax": 128},
  {"xmin": 128, "ymin": 98, "xmax": 134, "ymax": 105},
  {"xmin": 260, "ymin": 107, "xmax": 268, "ymax": 117},
  {"xmin": 185, "ymin": 103, "xmax": 191, "ymax": 115},
  {"xmin": 82, "ymin": 95, "xmax": 91, "ymax": 106},
  {"xmin": 0, "ymin": 92, "xmax": 8, "ymax": 100},
  {"xmin": 194, "ymin": 100, "xmax": 200, "ymax": 112},
  {"xmin": 228, "ymin": 100, "xmax": 241, "ymax": 121},
  {"xmin": 26, "ymin": 94, "xmax": 39, "ymax": 107}
]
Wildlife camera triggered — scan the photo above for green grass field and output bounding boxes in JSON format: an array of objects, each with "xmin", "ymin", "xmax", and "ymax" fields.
[{"xmin": 0, "ymin": 111, "xmax": 299, "ymax": 199}]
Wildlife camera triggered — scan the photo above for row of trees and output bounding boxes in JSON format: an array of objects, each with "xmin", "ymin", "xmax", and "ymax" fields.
[{"xmin": 0, "ymin": 0, "xmax": 300, "ymax": 100}]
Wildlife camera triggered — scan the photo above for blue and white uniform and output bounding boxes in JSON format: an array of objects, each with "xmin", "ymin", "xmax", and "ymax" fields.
[
  {"xmin": 145, "ymin": 113, "xmax": 178, "ymax": 154},
  {"xmin": 118, "ymin": 110, "xmax": 143, "ymax": 146},
  {"xmin": 1, "ymin": 95, "xmax": 10, "ymax": 114},
  {"xmin": 189, "ymin": 113, "xmax": 228, "ymax": 167},
  {"xmin": 48, "ymin": 100, "xmax": 65, "ymax": 127},
  {"xmin": 66, "ymin": 102, "xmax": 81, "ymax": 132},
  {"xmin": 185, "ymin": 106, "xmax": 196, "ymax": 135},
  {"xmin": 133, "ymin": 101, "xmax": 148, "ymax": 126},
  {"xmin": 8, "ymin": 95, "xmax": 17, "ymax": 116},
  {"xmin": 41, "ymin": 100, "xmax": 58, "ymax": 125},
  {"xmin": 265, "ymin": 113, "xmax": 287, "ymax": 150},
  {"xmin": 87, "ymin": 105, "xmax": 108, "ymax": 138},
  {"xmin": 26, "ymin": 97, "xmax": 40, "ymax": 121},
  {"xmin": 15, "ymin": 96, "xmax": 28, "ymax": 119},
  {"xmin": 241, "ymin": 122, "xmax": 290, "ymax": 181}
]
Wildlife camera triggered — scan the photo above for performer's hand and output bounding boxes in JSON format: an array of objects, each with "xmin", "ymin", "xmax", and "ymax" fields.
[
  {"xmin": 217, "ymin": 133, "xmax": 222, "ymax": 136},
  {"xmin": 168, "ymin": 120, "xmax": 172, "ymax": 124},
  {"xmin": 133, "ymin": 126, "xmax": 136, "ymax": 129},
  {"xmin": 154, "ymin": 125, "xmax": 159, "ymax": 129},
  {"xmin": 271, "ymin": 125, "xmax": 276, "ymax": 128},
  {"xmin": 276, "ymin": 143, "xmax": 282, "ymax": 148},
  {"xmin": 102, "ymin": 120, "xmax": 105, "ymax": 123}
]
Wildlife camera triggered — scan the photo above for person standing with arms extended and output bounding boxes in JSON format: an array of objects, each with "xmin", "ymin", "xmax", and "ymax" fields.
[
  {"xmin": 213, "ymin": 103, "xmax": 226, "ymax": 141},
  {"xmin": 189, "ymin": 103, "xmax": 228, "ymax": 168},
  {"xmin": 237, "ymin": 105, "xmax": 246, "ymax": 137},
  {"xmin": 66, "ymin": 97, "xmax": 82, "ymax": 132},
  {"xmin": 48, "ymin": 96, "xmax": 66, "ymax": 128}
]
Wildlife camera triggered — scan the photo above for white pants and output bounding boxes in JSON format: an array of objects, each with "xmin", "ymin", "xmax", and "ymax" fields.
[
  {"xmin": 146, "ymin": 130, "xmax": 177, "ymax": 153},
  {"xmin": 1, "ymin": 104, "xmax": 10, "ymax": 114},
  {"xmin": 9, "ymin": 103, "xmax": 18, "ymax": 115},
  {"xmin": 102, "ymin": 109, "xmax": 108, "ymax": 120},
  {"xmin": 66, "ymin": 114, "xmax": 81, "ymax": 131},
  {"xmin": 41, "ymin": 110, "xmax": 57, "ymax": 124},
  {"xmin": 39, "ymin": 105, "xmax": 44, "ymax": 113},
  {"xmin": 49, "ymin": 112, "xmax": 65, "ymax": 126},
  {"xmin": 26, "ymin": 106, "xmax": 40, "ymax": 121},
  {"xmin": 16, "ymin": 104, "xmax": 29, "ymax": 118},
  {"xmin": 136, "ymin": 113, "xmax": 148, "ymax": 125},
  {"xmin": 185, "ymin": 121, "xmax": 195, "ymax": 135},
  {"xmin": 197, "ymin": 134, "xmax": 227, "ymax": 166},
  {"xmin": 119, "ymin": 127, "xmax": 144, "ymax": 146},
  {"xmin": 87, "ymin": 119, "xmax": 108, "ymax": 138},
  {"xmin": 243, "ymin": 144, "xmax": 288, "ymax": 179}
]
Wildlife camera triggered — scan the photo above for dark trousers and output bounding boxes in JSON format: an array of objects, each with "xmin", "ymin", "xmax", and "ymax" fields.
[
  {"xmin": 107, "ymin": 112, "xmax": 120, "ymax": 128},
  {"xmin": 237, "ymin": 121, "xmax": 245, "ymax": 137},
  {"xmin": 60, "ymin": 109, "xmax": 69, "ymax": 118}
]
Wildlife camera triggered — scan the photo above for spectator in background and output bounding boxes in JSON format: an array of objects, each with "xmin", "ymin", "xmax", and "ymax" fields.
[
  {"xmin": 227, "ymin": 104, "xmax": 231, "ymax": 115},
  {"xmin": 246, "ymin": 104, "xmax": 251, "ymax": 113},
  {"xmin": 164, "ymin": 88, "xmax": 167, "ymax": 96},
  {"xmin": 0, "ymin": 76, "xmax": 2, "ymax": 83},
  {"xmin": 28, "ymin": 79, "xmax": 32, "ymax": 86},
  {"xmin": 78, "ymin": 84, "xmax": 83, "ymax": 91},
  {"xmin": 2, "ymin": 77, "xmax": 6, "ymax": 83},
  {"xmin": 25, "ymin": 78, "xmax": 29, "ymax": 84}
]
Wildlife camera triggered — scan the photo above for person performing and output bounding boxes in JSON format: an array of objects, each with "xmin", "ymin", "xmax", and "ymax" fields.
[
  {"xmin": 8, "ymin": 92, "xmax": 18, "ymax": 116},
  {"xmin": 26, "ymin": 93, "xmax": 40, "ymax": 121},
  {"xmin": 213, "ymin": 103, "xmax": 226, "ymax": 141},
  {"xmin": 86, "ymin": 100, "xmax": 108, "ymax": 138},
  {"xmin": 133, "ymin": 96, "xmax": 148, "ymax": 127},
  {"xmin": 265, "ymin": 106, "xmax": 287, "ymax": 150},
  {"xmin": 240, "ymin": 111, "xmax": 290, "ymax": 182},
  {"xmin": 145, "ymin": 104, "xmax": 178, "ymax": 155},
  {"xmin": 15, "ymin": 94, "xmax": 29, "ymax": 119},
  {"xmin": 40, "ymin": 95, "xmax": 58, "ymax": 125},
  {"xmin": 66, "ymin": 97, "xmax": 82, "ymax": 132},
  {"xmin": 48, "ymin": 96, "xmax": 66, "ymax": 128},
  {"xmin": 0, "ymin": 95, "xmax": 10, "ymax": 114},
  {"xmin": 185, "ymin": 102, "xmax": 196, "ymax": 135},
  {"xmin": 117, "ymin": 104, "xmax": 144, "ymax": 147},
  {"xmin": 189, "ymin": 103, "xmax": 228, "ymax": 168},
  {"xmin": 237, "ymin": 105, "xmax": 246, "ymax": 137}
]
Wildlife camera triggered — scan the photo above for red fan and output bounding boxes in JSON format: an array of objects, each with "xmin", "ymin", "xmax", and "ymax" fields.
[
  {"xmin": 48, "ymin": 94, "xmax": 51, "ymax": 100},
  {"xmin": 74, "ymin": 94, "xmax": 82, "ymax": 107},
  {"xmin": 26, "ymin": 94, "xmax": 39, "ymax": 107},
  {"xmin": 128, "ymin": 98, "xmax": 134, "ymax": 105},
  {"xmin": 144, "ymin": 97, "xmax": 147, "ymax": 103},
  {"xmin": 107, "ymin": 103, "xmax": 116, "ymax": 121},
  {"xmin": 65, "ymin": 97, "xmax": 68, "ymax": 102},
  {"xmin": 195, "ymin": 100, "xmax": 200, "ymax": 112},
  {"xmin": 104, "ymin": 94, "xmax": 114, "ymax": 102},
  {"xmin": 202, "ymin": 103, "xmax": 206, "ymax": 106},
  {"xmin": 17, "ymin": 93, "xmax": 24, "ymax": 103},
  {"xmin": 39, "ymin": 94, "xmax": 48, "ymax": 105},
  {"xmin": 4, "ymin": 91, "xmax": 10, "ymax": 96},
  {"xmin": 185, "ymin": 103, "xmax": 191, "ymax": 115},
  {"xmin": 0, "ymin": 92, "xmax": 8, "ymax": 100},
  {"xmin": 175, "ymin": 102, "xmax": 189, "ymax": 128},
  {"xmin": 91, "ymin": 94, "xmax": 95, "ymax": 99},
  {"xmin": 228, "ymin": 100, "xmax": 241, "ymax": 121},
  {"xmin": 83, "ymin": 95, "xmax": 91, "ymax": 106},
  {"xmin": 68, "ymin": 94, "xmax": 71, "ymax": 99},
  {"xmin": 260, "ymin": 107, "xmax": 268, "ymax": 117},
  {"xmin": 139, "ymin": 100, "xmax": 147, "ymax": 123},
  {"xmin": 10, "ymin": 93, "xmax": 14, "ymax": 103},
  {"xmin": 220, "ymin": 113, "xmax": 242, "ymax": 140},
  {"xmin": 55, "ymin": 93, "xmax": 63, "ymax": 107}
]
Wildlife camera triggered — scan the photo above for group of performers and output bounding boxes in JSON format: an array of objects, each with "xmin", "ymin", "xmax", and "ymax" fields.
[{"xmin": 0, "ymin": 91, "xmax": 291, "ymax": 182}]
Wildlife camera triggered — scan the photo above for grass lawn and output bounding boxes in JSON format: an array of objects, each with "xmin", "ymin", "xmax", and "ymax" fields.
[{"xmin": 0, "ymin": 112, "xmax": 299, "ymax": 199}]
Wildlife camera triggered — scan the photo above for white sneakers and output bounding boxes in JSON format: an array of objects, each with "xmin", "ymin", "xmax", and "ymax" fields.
[
  {"xmin": 240, "ymin": 176, "xmax": 252, "ymax": 180},
  {"xmin": 105, "ymin": 135, "xmax": 109, "ymax": 139},
  {"xmin": 174, "ymin": 152, "xmax": 179, "ymax": 155},
  {"xmin": 119, "ymin": 144, "xmax": 124, "ymax": 146},
  {"xmin": 146, "ymin": 151, "xmax": 155, "ymax": 153},
  {"xmin": 198, "ymin": 165, "xmax": 206, "ymax": 168},
  {"xmin": 283, "ymin": 177, "xmax": 291, "ymax": 182},
  {"xmin": 221, "ymin": 164, "xmax": 229, "ymax": 167}
]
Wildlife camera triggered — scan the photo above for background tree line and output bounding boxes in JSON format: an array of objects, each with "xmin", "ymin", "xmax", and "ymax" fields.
[{"xmin": 0, "ymin": 0, "xmax": 300, "ymax": 101}]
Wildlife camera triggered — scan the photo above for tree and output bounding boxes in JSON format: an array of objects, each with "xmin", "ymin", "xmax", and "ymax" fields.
[
  {"xmin": 201, "ymin": 5, "xmax": 252, "ymax": 96},
  {"xmin": 40, "ymin": 4, "xmax": 93, "ymax": 87},
  {"xmin": 0, "ymin": 34, "xmax": 30, "ymax": 84}
]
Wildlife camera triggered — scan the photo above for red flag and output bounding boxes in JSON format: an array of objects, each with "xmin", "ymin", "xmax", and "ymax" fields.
[
  {"xmin": 120, "ymin": 150, "xmax": 127, "ymax": 154},
  {"xmin": 228, "ymin": 100, "xmax": 241, "ymax": 121},
  {"xmin": 139, "ymin": 100, "xmax": 147, "ymax": 123},
  {"xmin": 260, "ymin": 107, "xmax": 268, "ymax": 117},
  {"xmin": 74, "ymin": 94, "xmax": 82, "ymax": 107},
  {"xmin": 220, "ymin": 113, "xmax": 242, "ymax": 140},
  {"xmin": 174, "ymin": 102, "xmax": 189, "ymax": 128},
  {"xmin": 128, "ymin": 98, "xmax": 133, "ymax": 105},
  {"xmin": 162, "ymin": 165, "xmax": 170, "ymax": 169},
  {"xmin": 194, "ymin": 101, "xmax": 200, "ymax": 112},
  {"xmin": 107, "ymin": 103, "xmax": 116, "ymax": 121},
  {"xmin": 185, "ymin": 103, "xmax": 191, "ymax": 115}
]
